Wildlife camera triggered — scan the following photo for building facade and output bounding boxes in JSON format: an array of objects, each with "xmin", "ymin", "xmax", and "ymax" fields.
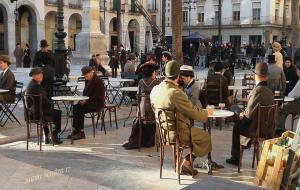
[
  {"xmin": 182, "ymin": 0, "xmax": 300, "ymax": 48},
  {"xmin": 0, "ymin": 0, "xmax": 145, "ymax": 63}
]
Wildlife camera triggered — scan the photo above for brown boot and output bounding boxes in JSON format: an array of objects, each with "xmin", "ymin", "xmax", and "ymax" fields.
[{"xmin": 180, "ymin": 159, "xmax": 198, "ymax": 177}]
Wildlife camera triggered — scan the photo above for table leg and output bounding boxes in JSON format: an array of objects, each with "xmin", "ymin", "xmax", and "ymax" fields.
[{"xmin": 123, "ymin": 101, "xmax": 136, "ymax": 127}]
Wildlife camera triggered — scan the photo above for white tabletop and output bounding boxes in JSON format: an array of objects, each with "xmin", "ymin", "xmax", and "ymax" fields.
[
  {"xmin": 0, "ymin": 89, "xmax": 9, "ymax": 93},
  {"xmin": 274, "ymin": 96, "xmax": 295, "ymax": 102},
  {"xmin": 109, "ymin": 78, "xmax": 134, "ymax": 82},
  {"xmin": 51, "ymin": 96, "xmax": 89, "ymax": 102},
  {"xmin": 65, "ymin": 82, "xmax": 84, "ymax": 87},
  {"xmin": 228, "ymin": 85, "xmax": 248, "ymax": 90},
  {"xmin": 119, "ymin": 86, "xmax": 139, "ymax": 92},
  {"xmin": 208, "ymin": 109, "xmax": 234, "ymax": 118}
]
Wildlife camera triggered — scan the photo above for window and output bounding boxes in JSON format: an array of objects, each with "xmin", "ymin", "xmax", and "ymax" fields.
[
  {"xmin": 112, "ymin": 19, "xmax": 117, "ymax": 32},
  {"xmin": 252, "ymin": 8, "xmax": 260, "ymax": 20},
  {"xmin": 198, "ymin": 13, "xmax": 204, "ymax": 23},
  {"xmin": 0, "ymin": 33, "xmax": 4, "ymax": 50},
  {"xmin": 215, "ymin": 11, "xmax": 220, "ymax": 22},
  {"xmin": 233, "ymin": 11, "xmax": 240, "ymax": 21},
  {"xmin": 183, "ymin": 11, "xmax": 188, "ymax": 23},
  {"xmin": 275, "ymin": 9, "xmax": 279, "ymax": 21},
  {"xmin": 112, "ymin": 0, "xmax": 117, "ymax": 11}
]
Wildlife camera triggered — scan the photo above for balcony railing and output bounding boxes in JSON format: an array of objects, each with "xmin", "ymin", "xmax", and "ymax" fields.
[
  {"xmin": 69, "ymin": 0, "xmax": 82, "ymax": 9},
  {"xmin": 44, "ymin": 0, "xmax": 58, "ymax": 6}
]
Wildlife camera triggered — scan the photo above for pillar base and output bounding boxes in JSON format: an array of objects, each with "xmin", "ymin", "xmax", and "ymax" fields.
[{"xmin": 72, "ymin": 32, "xmax": 109, "ymax": 65}]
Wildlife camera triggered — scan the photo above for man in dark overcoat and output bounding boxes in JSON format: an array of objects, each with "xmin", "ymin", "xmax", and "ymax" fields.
[{"xmin": 0, "ymin": 55, "xmax": 15, "ymax": 102}]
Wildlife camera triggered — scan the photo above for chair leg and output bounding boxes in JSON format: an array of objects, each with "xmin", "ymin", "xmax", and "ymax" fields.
[
  {"xmin": 173, "ymin": 146, "xmax": 176, "ymax": 172},
  {"xmin": 95, "ymin": 112, "xmax": 101, "ymax": 129},
  {"xmin": 26, "ymin": 123, "xmax": 30, "ymax": 150},
  {"xmin": 108, "ymin": 109, "xmax": 112, "ymax": 127},
  {"xmin": 92, "ymin": 114, "xmax": 96, "ymax": 138},
  {"xmin": 176, "ymin": 143, "xmax": 181, "ymax": 184},
  {"xmin": 238, "ymin": 146, "xmax": 244, "ymax": 173},
  {"xmin": 114, "ymin": 108, "xmax": 118, "ymax": 129},
  {"xmin": 36, "ymin": 123, "xmax": 39, "ymax": 145},
  {"xmin": 49, "ymin": 122, "xmax": 54, "ymax": 146},
  {"xmin": 39, "ymin": 124, "xmax": 43, "ymax": 151},
  {"xmin": 253, "ymin": 143, "xmax": 260, "ymax": 168},
  {"xmin": 101, "ymin": 112, "xmax": 107, "ymax": 135},
  {"xmin": 160, "ymin": 144, "xmax": 164, "ymax": 179}
]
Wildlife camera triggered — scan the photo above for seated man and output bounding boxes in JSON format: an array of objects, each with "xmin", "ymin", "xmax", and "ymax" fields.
[
  {"xmin": 26, "ymin": 68, "xmax": 62, "ymax": 144},
  {"xmin": 276, "ymin": 63, "xmax": 300, "ymax": 135},
  {"xmin": 0, "ymin": 55, "xmax": 16, "ymax": 102},
  {"xmin": 150, "ymin": 60, "xmax": 213, "ymax": 176},
  {"xmin": 71, "ymin": 66, "xmax": 105, "ymax": 140},
  {"xmin": 226, "ymin": 62, "xmax": 274, "ymax": 165}
]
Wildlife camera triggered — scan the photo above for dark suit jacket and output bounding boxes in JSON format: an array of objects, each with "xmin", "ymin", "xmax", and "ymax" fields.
[
  {"xmin": 0, "ymin": 68, "xmax": 16, "ymax": 102},
  {"xmin": 26, "ymin": 79, "xmax": 52, "ymax": 118},
  {"xmin": 83, "ymin": 74, "xmax": 105, "ymax": 111},
  {"xmin": 243, "ymin": 81, "xmax": 274, "ymax": 138}
]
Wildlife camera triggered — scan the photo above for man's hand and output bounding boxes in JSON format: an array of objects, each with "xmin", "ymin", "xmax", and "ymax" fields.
[
  {"xmin": 79, "ymin": 100, "xmax": 87, "ymax": 105},
  {"xmin": 239, "ymin": 112, "xmax": 245, "ymax": 119}
]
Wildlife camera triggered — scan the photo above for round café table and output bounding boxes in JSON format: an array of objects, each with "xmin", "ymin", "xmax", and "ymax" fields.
[
  {"xmin": 205, "ymin": 109, "xmax": 234, "ymax": 175},
  {"xmin": 119, "ymin": 87, "xmax": 139, "ymax": 127},
  {"xmin": 51, "ymin": 95, "xmax": 89, "ymax": 143},
  {"xmin": 274, "ymin": 96, "xmax": 295, "ymax": 102},
  {"xmin": 107, "ymin": 78, "xmax": 135, "ymax": 104}
]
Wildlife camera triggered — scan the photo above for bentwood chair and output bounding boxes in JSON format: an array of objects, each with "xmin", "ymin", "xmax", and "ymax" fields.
[
  {"xmin": 238, "ymin": 104, "xmax": 277, "ymax": 172},
  {"xmin": 22, "ymin": 94, "xmax": 54, "ymax": 151},
  {"xmin": 156, "ymin": 108, "xmax": 194, "ymax": 184}
]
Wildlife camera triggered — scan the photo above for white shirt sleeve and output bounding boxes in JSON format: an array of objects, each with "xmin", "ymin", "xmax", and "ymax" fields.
[{"xmin": 288, "ymin": 80, "xmax": 300, "ymax": 99}]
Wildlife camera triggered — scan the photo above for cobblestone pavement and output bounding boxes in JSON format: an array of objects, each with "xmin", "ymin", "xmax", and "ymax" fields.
[{"xmin": 0, "ymin": 65, "xmax": 295, "ymax": 190}]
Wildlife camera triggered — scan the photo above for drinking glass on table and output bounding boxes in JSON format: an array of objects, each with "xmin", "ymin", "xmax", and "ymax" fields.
[
  {"xmin": 218, "ymin": 103, "xmax": 225, "ymax": 110},
  {"xmin": 206, "ymin": 105, "xmax": 215, "ymax": 116}
]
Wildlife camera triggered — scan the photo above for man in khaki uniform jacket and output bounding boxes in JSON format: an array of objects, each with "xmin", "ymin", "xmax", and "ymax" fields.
[{"xmin": 150, "ymin": 60, "xmax": 213, "ymax": 176}]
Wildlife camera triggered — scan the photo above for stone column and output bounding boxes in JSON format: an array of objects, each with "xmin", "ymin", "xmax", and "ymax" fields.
[
  {"xmin": 72, "ymin": 0, "xmax": 108, "ymax": 65},
  {"xmin": 7, "ymin": 17, "xmax": 16, "ymax": 68}
]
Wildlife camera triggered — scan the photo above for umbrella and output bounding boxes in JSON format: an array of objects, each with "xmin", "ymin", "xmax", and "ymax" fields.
[{"xmin": 183, "ymin": 32, "xmax": 207, "ymax": 43}]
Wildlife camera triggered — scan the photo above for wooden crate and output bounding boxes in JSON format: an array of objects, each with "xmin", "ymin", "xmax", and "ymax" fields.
[{"xmin": 254, "ymin": 131, "xmax": 300, "ymax": 190}]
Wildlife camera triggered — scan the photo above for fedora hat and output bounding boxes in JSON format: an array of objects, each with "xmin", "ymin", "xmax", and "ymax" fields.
[
  {"xmin": 139, "ymin": 62, "xmax": 159, "ymax": 71},
  {"xmin": 0, "ymin": 55, "xmax": 11, "ymax": 65},
  {"xmin": 40, "ymin": 39, "xmax": 49, "ymax": 48}
]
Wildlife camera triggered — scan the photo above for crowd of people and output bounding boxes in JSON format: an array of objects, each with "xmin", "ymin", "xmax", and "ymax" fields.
[{"xmin": 0, "ymin": 38, "xmax": 299, "ymax": 179}]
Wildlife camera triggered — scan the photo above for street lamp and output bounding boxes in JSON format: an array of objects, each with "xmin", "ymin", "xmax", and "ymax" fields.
[
  {"xmin": 54, "ymin": 0, "xmax": 67, "ymax": 78},
  {"xmin": 183, "ymin": 0, "xmax": 196, "ymax": 36}
]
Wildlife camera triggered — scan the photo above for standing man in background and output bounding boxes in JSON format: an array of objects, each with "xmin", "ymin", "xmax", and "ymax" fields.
[{"xmin": 14, "ymin": 43, "xmax": 24, "ymax": 68}]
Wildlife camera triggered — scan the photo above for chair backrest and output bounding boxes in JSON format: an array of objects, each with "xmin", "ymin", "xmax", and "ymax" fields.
[
  {"xmin": 22, "ymin": 94, "xmax": 43, "ymax": 123},
  {"xmin": 156, "ymin": 108, "xmax": 178, "ymax": 145},
  {"xmin": 137, "ymin": 93, "xmax": 155, "ymax": 124},
  {"xmin": 15, "ymin": 81, "xmax": 24, "ymax": 100},
  {"xmin": 204, "ymin": 77, "xmax": 223, "ymax": 107},
  {"xmin": 254, "ymin": 103, "xmax": 277, "ymax": 139},
  {"xmin": 77, "ymin": 76, "xmax": 85, "ymax": 83},
  {"xmin": 242, "ymin": 74, "xmax": 255, "ymax": 98},
  {"xmin": 268, "ymin": 78, "xmax": 283, "ymax": 93}
]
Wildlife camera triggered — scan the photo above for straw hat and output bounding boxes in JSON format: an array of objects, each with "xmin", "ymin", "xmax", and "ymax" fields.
[{"xmin": 272, "ymin": 42, "xmax": 282, "ymax": 51}]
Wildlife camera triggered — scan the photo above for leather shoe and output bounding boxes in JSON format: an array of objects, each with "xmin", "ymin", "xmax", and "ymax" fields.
[
  {"xmin": 122, "ymin": 142, "xmax": 130, "ymax": 147},
  {"xmin": 45, "ymin": 136, "xmax": 51, "ymax": 144},
  {"xmin": 71, "ymin": 131, "xmax": 86, "ymax": 140},
  {"xmin": 180, "ymin": 160, "xmax": 198, "ymax": 176},
  {"xmin": 226, "ymin": 157, "xmax": 239, "ymax": 166},
  {"xmin": 52, "ymin": 136, "xmax": 63, "ymax": 145},
  {"xmin": 124, "ymin": 144, "xmax": 138, "ymax": 150}
]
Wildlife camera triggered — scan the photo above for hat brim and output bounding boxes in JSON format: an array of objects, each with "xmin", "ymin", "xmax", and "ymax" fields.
[{"xmin": 139, "ymin": 63, "xmax": 159, "ymax": 71}]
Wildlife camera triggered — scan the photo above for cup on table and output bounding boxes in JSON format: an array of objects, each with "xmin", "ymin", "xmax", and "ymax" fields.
[
  {"xmin": 218, "ymin": 103, "xmax": 225, "ymax": 110},
  {"xmin": 206, "ymin": 105, "xmax": 215, "ymax": 116},
  {"xmin": 275, "ymin": 91, "xmax": 281, "ymax": 97}
]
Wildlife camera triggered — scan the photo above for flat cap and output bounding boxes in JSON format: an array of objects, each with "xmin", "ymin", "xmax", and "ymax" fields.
[
  {"xmin": 165, "ymin": 60, "xmax": 180, "ymax": 77},
  {"xmin": 81, "ymin": 66, "xmax": 93, "ymax": 75},
  {"xmin": 0, "ymin": 55, "xmax": 11, "ymax": 65},
  {"xmin": 29, "ymin": 67, "xmax": 43, "ymax": 77}
]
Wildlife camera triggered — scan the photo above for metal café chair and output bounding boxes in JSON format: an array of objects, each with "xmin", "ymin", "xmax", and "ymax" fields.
[{"xmin": 22, "ymin": 94, "xmax": 55, "ymax": 151}]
